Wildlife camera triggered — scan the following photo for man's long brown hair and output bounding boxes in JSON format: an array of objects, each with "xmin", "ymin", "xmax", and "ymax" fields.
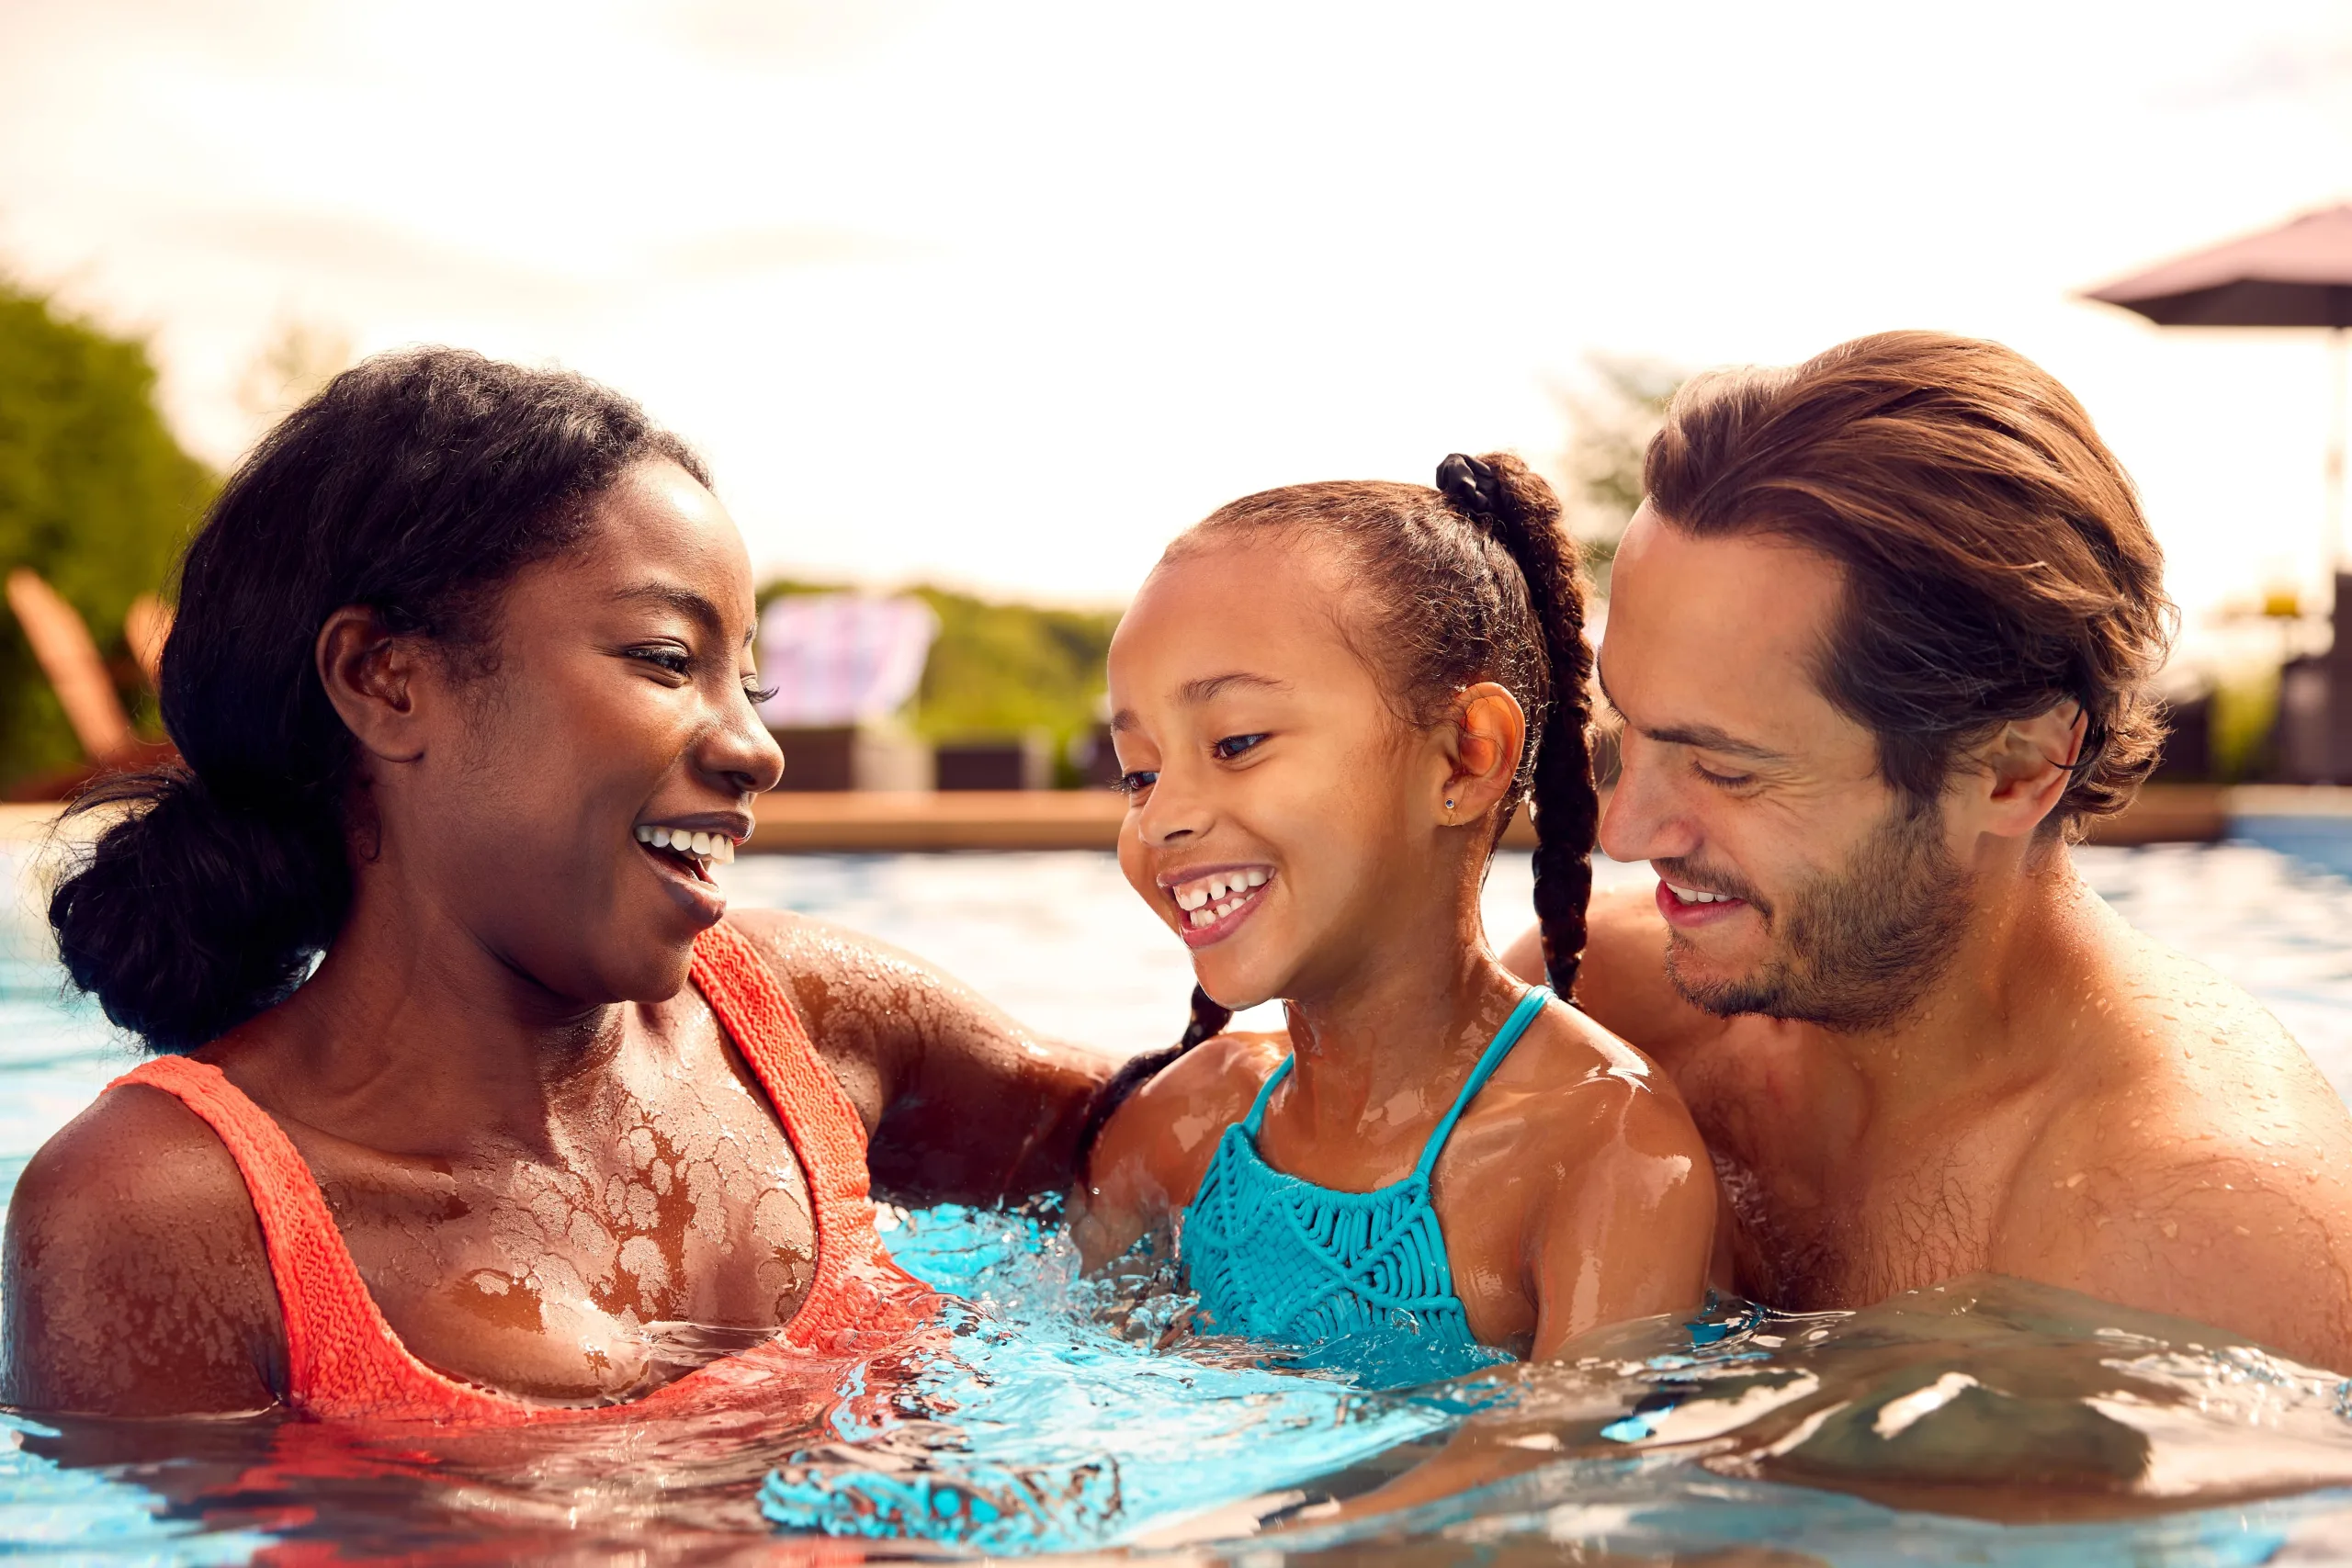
[{"xmin": 1644, "ymin": 330, "xmax": 2176, "ymax": 840}]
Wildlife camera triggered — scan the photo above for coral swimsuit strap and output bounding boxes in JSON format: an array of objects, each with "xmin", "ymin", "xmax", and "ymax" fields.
[{"xmin": 107, "ymin": 919, "xmax": 928, "ymax": 1424}]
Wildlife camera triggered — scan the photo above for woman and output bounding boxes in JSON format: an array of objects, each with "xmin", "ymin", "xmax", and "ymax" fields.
[{"xmin": 1, "ymin": 350, "xmax": 1108, "ymax": 1420}]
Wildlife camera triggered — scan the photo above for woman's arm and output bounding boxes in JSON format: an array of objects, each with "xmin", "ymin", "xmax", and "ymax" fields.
[
  {"xmin": 725, "ymin": 909, "xmax": 1114, "ymax": 1207},
  {"xmin": 1, "ymin": 1087, "xmax": 284, "ymax": 1416}
]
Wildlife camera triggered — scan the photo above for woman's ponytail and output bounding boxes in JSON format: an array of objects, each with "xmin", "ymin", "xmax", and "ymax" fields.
[
  {"xmin": 1434, "ymin": 452, "xmax": 1600, "ymax": 996},
  {"xmin": 49, "ymin": 767, "xmax": 347, "ymax": 1053}
]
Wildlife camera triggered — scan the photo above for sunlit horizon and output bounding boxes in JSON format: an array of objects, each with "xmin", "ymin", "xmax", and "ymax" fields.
[{"xmin": 5, "ymin": 0, "xmax": 2350, "ymax": 656}]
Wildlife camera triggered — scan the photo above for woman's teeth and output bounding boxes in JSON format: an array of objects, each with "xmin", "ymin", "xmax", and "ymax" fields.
[
  {"xmin": 1173, "ymin": 869, "xmax": 1268, "ymax": 928},
  {"xmin": 1666, "ymin": 882, "xmax": 1730, "ymax": 905},
  {"xmin": 633, "ymin": 824, "xmax": 737, "ymax": 865}
]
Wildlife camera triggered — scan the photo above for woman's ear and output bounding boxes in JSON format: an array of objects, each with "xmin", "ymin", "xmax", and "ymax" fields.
[
  {"xmin": 1437, "ymin": 682, "xmax": 1527, "ymax": 826},
  {"xmin": 316, "ymin": 606, "xmax": 429, "ymax": 764}
]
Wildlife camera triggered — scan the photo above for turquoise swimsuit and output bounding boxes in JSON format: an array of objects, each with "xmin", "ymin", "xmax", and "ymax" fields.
[{"xmin": 1179, "ymin": 987, "xmax": 1553, "ymax": 1387}]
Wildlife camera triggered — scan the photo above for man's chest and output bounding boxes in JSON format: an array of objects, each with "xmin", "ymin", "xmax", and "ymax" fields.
[{"xmin": 1678, "ymin": 1037, "xmax": 2035, "ymax": 1312}]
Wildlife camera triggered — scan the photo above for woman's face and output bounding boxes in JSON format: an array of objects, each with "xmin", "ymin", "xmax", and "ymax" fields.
[
  {"xmin": 1107, "ymin": 536, "xmax": 1461, "ymax": 1011},
  {"xmin": 368, "ymin": 459, "xmax": 783, "ymax": 1010}
]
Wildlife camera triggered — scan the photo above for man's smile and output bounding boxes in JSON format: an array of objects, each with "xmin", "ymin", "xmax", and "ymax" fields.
[{"xmin": 1656, "ymin": 876, "xmax": 1751, "ymax": 929}]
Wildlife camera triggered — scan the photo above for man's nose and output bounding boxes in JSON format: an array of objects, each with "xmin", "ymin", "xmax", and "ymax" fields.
[{"xmin": 1597, "ymin": 736, "xmax": 1697, "ymax": 865}]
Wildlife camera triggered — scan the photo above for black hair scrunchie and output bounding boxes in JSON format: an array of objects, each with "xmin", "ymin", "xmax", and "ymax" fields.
[{"xmin": 1436, "ymin": 452, "xmax": 1503, "ymax": 520}]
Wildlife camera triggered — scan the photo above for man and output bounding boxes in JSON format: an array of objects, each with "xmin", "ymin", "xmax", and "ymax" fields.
[{"xmin": 1505, "ymin": 330, "xmax": 2352, "ymax": 1369}]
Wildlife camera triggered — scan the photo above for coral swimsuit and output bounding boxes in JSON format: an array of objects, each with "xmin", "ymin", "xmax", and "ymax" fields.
[{"xmin": 107, "ymin": 920, "xmax": 936, "ymax": 1425}]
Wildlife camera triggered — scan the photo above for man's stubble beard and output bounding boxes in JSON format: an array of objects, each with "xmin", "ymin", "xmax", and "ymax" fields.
[{"xmin": 1663, "ymin": 798, "xmax": 1973, "ymax": 1033}]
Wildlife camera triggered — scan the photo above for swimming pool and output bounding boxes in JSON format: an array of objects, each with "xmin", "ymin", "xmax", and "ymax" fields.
[{"xmin": 11, "ymin": 838, "xmax": 2352, "ymax": 1562}]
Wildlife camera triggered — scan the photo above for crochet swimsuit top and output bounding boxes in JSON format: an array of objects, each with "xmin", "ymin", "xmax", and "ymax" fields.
[
  {"xmin": 1180, "ymin": 987, "xmax": 1551, "ymax": 1386},
  {"xmin": 107, "ymin": 919, "xmax": 936, "ymax": 1425}
]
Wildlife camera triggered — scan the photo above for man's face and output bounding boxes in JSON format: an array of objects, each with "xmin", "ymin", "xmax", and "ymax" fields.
[{"xmin": 1596, "ymin": 506, "xmax": 1969, "ymax": 1032}]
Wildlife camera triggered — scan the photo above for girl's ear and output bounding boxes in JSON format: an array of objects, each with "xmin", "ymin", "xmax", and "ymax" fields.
[{"xmin": 1438, "ymin": 681, "xmax": 1527, "ymax": 825}]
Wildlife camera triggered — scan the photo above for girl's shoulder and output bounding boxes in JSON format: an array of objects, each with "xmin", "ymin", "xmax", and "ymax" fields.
[
  {"xmin": 1113, "ymin": 1029, "xmax": 1288, "ymax": 1182},
  {"xmin": 1485, "ymin": 994, "xmax": 1709, "ymax": 1162},
  {"xmin": 1076, "ymin": 1032, "xmax": 1285, "ymax": 1264}
]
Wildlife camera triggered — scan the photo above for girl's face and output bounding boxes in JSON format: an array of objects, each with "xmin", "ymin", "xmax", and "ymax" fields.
[
  {"xmin": 360, "ymin": 460, "xmax": 785, "ymax": 1009},
  {"xmin": 1107, "ymin": 536, "xmax": 1462, "ymax": 1010}
]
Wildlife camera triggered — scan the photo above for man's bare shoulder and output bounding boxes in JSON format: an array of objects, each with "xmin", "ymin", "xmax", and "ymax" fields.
[
  {"xmin": 2002, "ymin": 933, "xmax": 2352, "ymax": 1368},
  {"xmin": 2, "ymin": 1082, "xmax": 281, "ymax": 1415}
]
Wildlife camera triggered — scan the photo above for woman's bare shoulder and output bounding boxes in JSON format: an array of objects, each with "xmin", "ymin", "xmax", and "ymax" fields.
[{"xmin": 2, "ymin": 1081, "xmax": 282, "ymax": 1416}]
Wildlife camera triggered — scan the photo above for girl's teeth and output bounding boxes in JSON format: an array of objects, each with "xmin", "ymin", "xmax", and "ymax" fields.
[
  {"xmin": 691, "ymin": 831, "xmax": 712, "ymax": 855},
  {"xmin": 1208, "ymin": 877, "xmax": 1228, "ymax": 900},
  {"xmin": 1189, "ymin": 908, "xmax": 1212, "ymax": 928},
  {"xmin": 1244, "ymin": 869, "xmax": 1266, "ymax": 887}
]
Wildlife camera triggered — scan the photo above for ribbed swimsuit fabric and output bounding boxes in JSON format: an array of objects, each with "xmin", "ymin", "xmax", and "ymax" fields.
[
  {"xmin": 106, "ymin": 919, "xmax": 936, "ymax": 1425},
  {"xmin": 1180, "ymin": 987, "xmax": 1552, "ymax": 1385}
]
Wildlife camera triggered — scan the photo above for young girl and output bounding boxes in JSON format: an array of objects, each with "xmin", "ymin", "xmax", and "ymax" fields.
[{"xmin": 1074, "ymin": 453, "xmax": 1714, "ymax": 1383}]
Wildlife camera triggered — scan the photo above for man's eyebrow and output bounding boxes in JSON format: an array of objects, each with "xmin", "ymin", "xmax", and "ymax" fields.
[
  {"xmin": 1593, "ymin": 660, "xmax": 1785, "ymax": 762},
  {"xmin": 1176, "ymin": 671, "xmax": 1291, "ymax": 704},
  {"xmin": 614, "ymin": 582, "xmax": 751, "ymax": 645}
]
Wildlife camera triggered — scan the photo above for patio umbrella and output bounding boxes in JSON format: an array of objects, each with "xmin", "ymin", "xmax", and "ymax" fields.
[{"xmin": 2083, "ymin": 204, "xmax": 2352, "ymax": 572}]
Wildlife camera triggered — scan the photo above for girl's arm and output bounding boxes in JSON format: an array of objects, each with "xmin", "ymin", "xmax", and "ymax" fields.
[{"xmin": 1526, "ymin": 1082, "xmax": 1718, "ymax": 1358}]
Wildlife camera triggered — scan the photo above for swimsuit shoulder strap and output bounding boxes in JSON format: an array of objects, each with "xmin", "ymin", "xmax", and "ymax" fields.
[
  {"xmin": 1238, "ymin": 1054, "xmax": 1295, "ymax": 1136},
  {"xmin": 1411, "ymin": 987, "xmax": 1552, "ymax": 1181},
  {"xmin": 689, "ymin": 919, "xmax": 933, "ymax": 1348},
  {"xmin": 107, "ymin": 1055, "xmax": 516, "ymax": 1421}
]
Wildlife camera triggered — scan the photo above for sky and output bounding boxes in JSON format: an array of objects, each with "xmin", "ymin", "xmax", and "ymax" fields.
[{"xmin": 4, "ymin": 0, "xmax": 2351, "ymax": 659}]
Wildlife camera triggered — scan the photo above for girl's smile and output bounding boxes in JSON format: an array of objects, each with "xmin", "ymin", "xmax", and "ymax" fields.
[{"xmin": 1159, "ymin": 863, "xmax": 1275, "ymax": 946}]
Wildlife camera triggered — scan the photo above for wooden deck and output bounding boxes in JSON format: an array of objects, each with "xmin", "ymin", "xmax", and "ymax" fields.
[{"xmin": 0, "ymin": 781, "xmax": 2241, "ymax": 855}]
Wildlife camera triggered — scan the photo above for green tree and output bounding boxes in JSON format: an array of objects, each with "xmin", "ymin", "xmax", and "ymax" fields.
[
  {"xmin": 0, "ymin": 282, "xmax": 213, "ymax": 788},
  {"xmin": 1553, "ymin": 355, "xmax": 1682, "ymax": 594}
]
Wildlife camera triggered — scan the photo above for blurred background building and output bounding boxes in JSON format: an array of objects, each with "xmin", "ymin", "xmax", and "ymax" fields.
[{"xmin": 4, "ymin": 1, "xmax": 2352, "ymax": 795}]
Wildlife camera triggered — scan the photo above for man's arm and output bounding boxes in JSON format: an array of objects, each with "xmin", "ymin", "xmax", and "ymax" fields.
[
  {"xmin": 1501, "ymin": 885, "xmax": 1731, "ymax": 1070},
  {"xmin": 726, "ymin": 909, "xmax": 1114, "ymax": 1207},
  {"xmin": 1, "ymin": 1087, "xmax": 284, "ymax": 1416},
  {"xmin": 2005, "ymin": 1117, "xmax": 2352, "ymax": 1371}
]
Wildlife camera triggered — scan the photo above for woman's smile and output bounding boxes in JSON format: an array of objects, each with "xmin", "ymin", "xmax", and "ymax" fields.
[{"xmin": 631, "ymin": 818, "xmax": 750, "ymax": 922}]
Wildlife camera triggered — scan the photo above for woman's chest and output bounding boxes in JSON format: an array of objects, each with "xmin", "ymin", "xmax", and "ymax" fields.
[{"xmin": 309, "ymin": 1091, "xmax": 820, "ymax": 1403}]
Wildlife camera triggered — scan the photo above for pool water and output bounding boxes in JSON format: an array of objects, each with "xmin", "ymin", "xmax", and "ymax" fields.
[{"xmin": 11, "ymin": 840, "xmax": 2352, "ymax": 1562}]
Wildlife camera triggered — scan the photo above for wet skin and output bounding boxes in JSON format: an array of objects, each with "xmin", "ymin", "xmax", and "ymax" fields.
[
  {"xmin": 1075, "ymin": 537, "xmax": 1714, "ymax": 1360},
  {"xmin": 1502, "ymin": 505, "xmax": 2352, "ymax": 1370},
  {"xmin": 0, "ymin": 461, "xmax": 1109, "ymax": 1416}
]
